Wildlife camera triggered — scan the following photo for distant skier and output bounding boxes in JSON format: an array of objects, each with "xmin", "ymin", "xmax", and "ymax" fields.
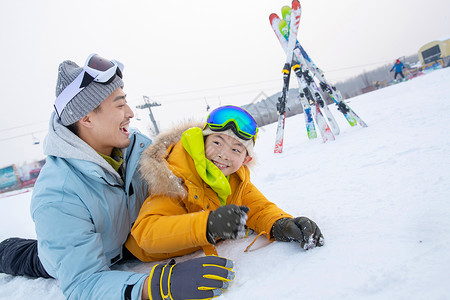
[{"xmin": 390, "ymin": 59, "xmax": 406, "ymax": 81}]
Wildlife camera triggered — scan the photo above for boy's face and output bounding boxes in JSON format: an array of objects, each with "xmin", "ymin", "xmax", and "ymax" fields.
[
  {"xmin": 205, "ymin": 133, "xmax": 252, "ymax": 176},
  {"xmin": 80, "ymin": 87, "xmax": 134, "ymax": 156}
]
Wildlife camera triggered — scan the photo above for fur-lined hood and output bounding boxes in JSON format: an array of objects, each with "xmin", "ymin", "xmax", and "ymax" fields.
[
  {"xmin": 138, "ymin": 122, "xmax": 199, "ymax": 199},
  {"xmin": 138, "ymin": 121, "xmax": 256, "ymax": 199}
]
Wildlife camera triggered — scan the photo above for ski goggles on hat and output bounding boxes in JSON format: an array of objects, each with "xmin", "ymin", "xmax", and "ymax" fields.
[
  {"xmin": 204, "ymin": 105, "xmax": 258, "ymax": 142},
  {"xmin": 54, "ymin": 53, "xmax": 124, "ymax": 118}
]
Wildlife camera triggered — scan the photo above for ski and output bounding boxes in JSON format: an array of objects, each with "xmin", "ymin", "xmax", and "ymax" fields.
[
  {"xmin": 301, "ymin": 78, "xmax": 335, "ymax": 142},
  {"xmin": 311, "ymin": 101, "xmax": 335, "ymax": 142},
  {"xmin": 275, "ymin": 4, "xmax": 316, "ymax": 140},
  {"xmin": 298, "ymin": 88, "xmax": 317, "ymax": 139},
  {"xmin": 278, "ymin": 9, "xmax": 340, "ymax": 135},
  {"xmin": 300, "ymin": 69, "xmax": 340, "ymax": 135},
  {"xmin": 272, "ymin": 13, "xmax": 334, "ymax": 142},
  {"xmin": 295, "ymin": 44, "xmax": 368, "ymax": 127},
  {"xmin": 293, "ymin": 64, "xmax": 317, "ymax": 140},
  {"xmin": 272, "ymin": 0, "xmax": 301, "ymax": 153}
]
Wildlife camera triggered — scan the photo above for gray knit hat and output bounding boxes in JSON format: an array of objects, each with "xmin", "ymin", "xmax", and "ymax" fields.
[
  {"xmin": 203, "ymin": 127, "xmax": 255, "ymax": 157},
  {"xmin": 55, "ymin": 60, "xmax": 124, "ymax": 126}
]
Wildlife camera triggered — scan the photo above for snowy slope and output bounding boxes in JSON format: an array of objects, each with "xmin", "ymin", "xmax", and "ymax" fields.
[{"xmin": 1, "ymin": 68, "xmax": 449, "ymax": 300}]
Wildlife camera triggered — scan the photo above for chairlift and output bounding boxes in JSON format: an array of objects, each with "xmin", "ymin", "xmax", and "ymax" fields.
[
  {"xmin": 134, "ymin": 108, "xmax": 141, "ymax": 121},
  {"xmin": 31, "ymin": 133, "xmax": 40, "ymax": 145},
  {"xmin": 204, "ymin": 97, "xmax": 210, "ymax": 112}
]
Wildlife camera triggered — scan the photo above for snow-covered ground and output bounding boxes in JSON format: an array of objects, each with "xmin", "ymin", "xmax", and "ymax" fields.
[{"xmin": 1, "ymin": 68, "xmax": 449, "ymax": 299}]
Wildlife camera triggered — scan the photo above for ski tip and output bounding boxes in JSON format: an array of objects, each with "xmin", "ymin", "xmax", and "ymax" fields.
[
  {"xmin": 281, "ymin": 6, "xmax": 292, "ymax": 20},
  {"xmin": 269, "ymin": 13, "xmax": 279, "ymax": 22},
  {"xmin": 292, "ymin": 0, "xmax": 301, "ymax": 9}
]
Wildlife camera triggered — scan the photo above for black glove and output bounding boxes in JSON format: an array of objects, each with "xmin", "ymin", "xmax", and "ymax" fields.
[
  {"xmin": 206, "ymin": 205, "xmax": 249, "ymax": 244},
  {"xmin": 272, "ymin": 217, "xmax": 324, "ymax": 250},
  {"xmin": 149, "ymin": 256, "xmax": 235, "ymax": 300}
]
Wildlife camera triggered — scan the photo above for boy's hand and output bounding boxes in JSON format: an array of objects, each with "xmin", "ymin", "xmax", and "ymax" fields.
[
  {"xmin": 207, "ymin": 205, "xmax": 248, "ymax": 244},
  {"xmin": 148, "ymin": 256, "xmax": 235, "ymax": 300},
  {"xmin": 272, "ymin": 217, "xmax": 324, "ymax": 250}
]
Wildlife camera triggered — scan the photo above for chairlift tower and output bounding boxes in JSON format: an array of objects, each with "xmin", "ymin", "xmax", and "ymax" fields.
[{"xmin": 136, "ymin": 96, "xmax": 161, "ymax": 135}]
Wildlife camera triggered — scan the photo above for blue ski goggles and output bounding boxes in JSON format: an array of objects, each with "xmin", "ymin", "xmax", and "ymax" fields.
[
  {"xmin": 54, "ymin": 53, "xmax": 124, "ymax": 118},
  {"xmin": 204, "ymin": 105, "xmax": 258, "ymax": 142}
]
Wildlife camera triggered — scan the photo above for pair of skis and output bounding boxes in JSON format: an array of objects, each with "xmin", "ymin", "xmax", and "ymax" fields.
[
  {"xmin": 271, "ymin": 1, "xmax": 367, "ymax": 153},
  {"xmin": 273, "ymin": 1, "xmax": 301, "ymax": 154}
]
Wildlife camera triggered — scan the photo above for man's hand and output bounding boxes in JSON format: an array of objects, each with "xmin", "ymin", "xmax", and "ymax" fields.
[
  {"xmin": 206, "ymin": 205, "xmax": 249, "ymax": 244},
  {"xmin": 147, "ymin": 256, "xmax": 235, "ymax": 300},
  {"xmin": 272, "ymin": 217, "xmax": 324, "ymax": 250}
]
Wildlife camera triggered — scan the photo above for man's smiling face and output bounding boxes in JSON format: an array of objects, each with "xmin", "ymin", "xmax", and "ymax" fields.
[{"xmin": 81, "ymin": 87, "xmax": 134, "ymax": 156}]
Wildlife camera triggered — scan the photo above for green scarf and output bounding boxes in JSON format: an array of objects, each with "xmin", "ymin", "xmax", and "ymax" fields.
[
  {"xmin": 97, "ymin": 148, "xmax": 123, "ymax": 172},
  {"xmin": 181, "ymin": 127, "xmax": 231, "ymax": 206}
]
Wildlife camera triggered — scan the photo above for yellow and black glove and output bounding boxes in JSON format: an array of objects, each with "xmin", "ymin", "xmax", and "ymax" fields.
[{"xmin": 148, "ymin": 256, "xmax": 235, "ymax": 300}]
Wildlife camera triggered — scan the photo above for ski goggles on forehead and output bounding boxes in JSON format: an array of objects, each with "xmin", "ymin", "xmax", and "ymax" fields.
[
  {"xmin": 54, "ymin": 53, "xmax": 124, "ymax": 118},
  {"xmin": 204, "ymin": 106, "xmax": 258, "ymax": 141}
]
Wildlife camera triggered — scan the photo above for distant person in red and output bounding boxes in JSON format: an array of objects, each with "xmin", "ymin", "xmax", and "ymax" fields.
[{"xmin": 390, "ymin": 59, "xmax": 406, "ymax": 80}]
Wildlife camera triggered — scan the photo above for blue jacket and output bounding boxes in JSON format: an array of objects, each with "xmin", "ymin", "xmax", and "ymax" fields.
[
  {"xmin": 391, "ymin": 61, "xmax": 405, "ymax": 73},
  {"xmin": 30, "ymin": 112, "xmax": 152, "ymax": 299}
]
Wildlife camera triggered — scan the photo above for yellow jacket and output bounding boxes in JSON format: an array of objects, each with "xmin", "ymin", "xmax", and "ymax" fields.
[{"xmin": 125, "ymin": 123, "xmax": 291, "ymax": 262}]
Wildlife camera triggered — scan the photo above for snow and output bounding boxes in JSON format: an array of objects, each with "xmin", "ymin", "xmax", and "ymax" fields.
[{"xmin": 1, "ymin": 68, "xmax": 450, "ymax": 299}]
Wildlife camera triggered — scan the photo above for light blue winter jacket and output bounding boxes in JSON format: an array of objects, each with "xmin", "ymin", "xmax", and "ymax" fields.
[{"xmin": 30, "ymin": 112, "xmax": 152, "ymax": 299}]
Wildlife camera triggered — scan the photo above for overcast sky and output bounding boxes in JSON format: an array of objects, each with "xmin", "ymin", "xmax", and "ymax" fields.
[{"xmin": 1, "ymin": 0, "xmax": 449, "ymax": 167}]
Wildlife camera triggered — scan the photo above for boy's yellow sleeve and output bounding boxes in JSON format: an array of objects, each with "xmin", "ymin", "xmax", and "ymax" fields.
[
  {"xmin": 125, "ymin": 195, "xmax": 211, "ymax": 262},
  {"xmin": 241, "ymin": 182, "xmax": 292, "ymax": 240}
]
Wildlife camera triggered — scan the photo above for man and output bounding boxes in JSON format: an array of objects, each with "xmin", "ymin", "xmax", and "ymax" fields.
[
  {"xmin": 0, "ymin": 54, "xmax": 234, "ymax": 300},
  {"xmin": 390, "ymin": 59, "xmax": 406, "ymax": 81}
]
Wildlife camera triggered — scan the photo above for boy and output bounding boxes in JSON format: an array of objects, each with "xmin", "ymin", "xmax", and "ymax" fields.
[{"xmin": 125, "ymin": 105, "xmax": 324, "ymax": 262}]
